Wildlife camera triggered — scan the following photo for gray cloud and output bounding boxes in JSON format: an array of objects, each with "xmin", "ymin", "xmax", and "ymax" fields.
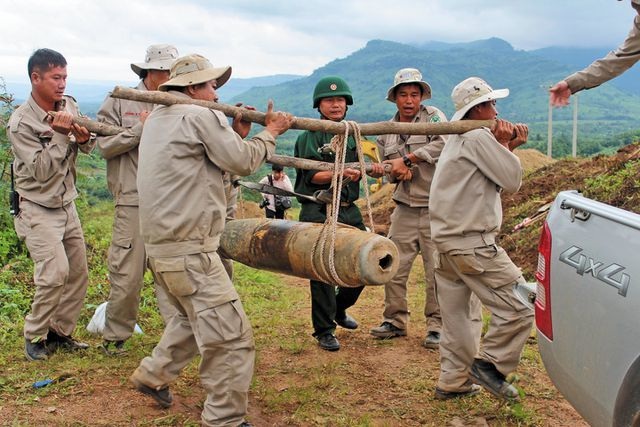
[{"xmin": 0, "ymin": 0, "xmax": 635, "ymax": 84}]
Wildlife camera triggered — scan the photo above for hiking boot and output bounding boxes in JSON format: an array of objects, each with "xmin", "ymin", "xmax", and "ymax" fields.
[
  {"xmin": 317, "ymin": 333, "xmax": 340, "ymax": 351},
  {"xmin": 422, "ymin": 331, "xmax": 441, "ymax": 349},
  {"xmin": 370, "ymin": 322, "xmax": 407, "ymax": 339},
  {"xmin": 101, "ymin": 340, "xmax": 126, "ymax": 356},
  {"xmin": 335, "ymin": 312, "xmax": 358, "ymax": 330},
  {"xmin": 469, "ymin": 358, "xmax": 520, "ymax": 401},
  {"xmin": 434, "ymin": 383, "xmax": 482, "ymax": 400},
  {"xmin": 238, "ymin": 422, "xmax": 253, "ymax": 427},
  {"xmin": 130, "ymin": 375, "xmax": 173, "ymax": 408},
  {"xmin": 25, "ymin": 338, "xmax": 49, "ymax": 361},
  {"xmin": 47, "ymin": 330, "xmax": 89, "ymax": 352}
]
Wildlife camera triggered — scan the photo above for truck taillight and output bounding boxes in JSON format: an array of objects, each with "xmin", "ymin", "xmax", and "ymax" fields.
[{"xmin": 535, "ymin": 221, "xmax": 553, "ymax": 340}]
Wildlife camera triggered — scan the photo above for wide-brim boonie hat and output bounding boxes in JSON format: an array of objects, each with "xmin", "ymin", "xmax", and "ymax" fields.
[
  {"xmin": 450, "ymin": 77, "xmax": 509, "ymax": 121},
  {"xmin": 159, "ymin": 54, "xmax": 232, "ymax": 91},
  {"xmin": 131, "ymin": 44, "xmax": 179, "ymax": 77},
  {"xmin": 386, "ymin": 68, "xmax": 432, "ymax": 102}
]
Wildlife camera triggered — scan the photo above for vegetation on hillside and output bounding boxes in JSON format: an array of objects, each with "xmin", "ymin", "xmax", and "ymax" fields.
[
  {"xmin": 501, "ymin": 143, "xmax": 640, "ymax": 279},
  {"xmin": 227, "ymin": 38, "xmax": 640, "ymax": 159}
]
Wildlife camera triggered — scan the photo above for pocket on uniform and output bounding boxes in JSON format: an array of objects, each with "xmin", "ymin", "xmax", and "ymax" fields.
[
  {"xmin": 13, "ymin": 199, "xmax": 35, "ymax": 241},
  {"xmin": 30, "ymin": 245, "xmax": 56, "ymax": 263},
  {"xmin": 405, "ymin": 136, "xmax": 428, "ymax": 150},
  {"xmin": 152, "ymin": 256, "xmax": 196, "ymax": 297},
  {"xmin": 113, "ymin": 236, "xmax": 132, "ymax": 249},
  {"xmin": 196, "ymin": 299, "xmax": 249, "ymax": 344},
  {"xmin": 14, "ymin": 214, "xmax": 27, "ymax": 241},
  {"xmin": 473, "ymin": 245, "xmax": 522, "ymax": 289},
  {"xmin": 433, "ymin": 249, "xmax": 442, "ymax": 270},
  {"xmin": 108, "ymin": 236, "xmax": 132, "ymax": 271},
  {"xmin": 448, "ymin": 249, "xmax": 485, "ymax": 275},
  {"xmin": 383, "ymin": 144, "xmax": 400, "ymax": 157}
]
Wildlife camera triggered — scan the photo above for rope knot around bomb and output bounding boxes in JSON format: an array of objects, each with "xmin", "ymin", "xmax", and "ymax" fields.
[{"xmin": 310, "ymin": 120, "xmax": 376, "ymax": 287}]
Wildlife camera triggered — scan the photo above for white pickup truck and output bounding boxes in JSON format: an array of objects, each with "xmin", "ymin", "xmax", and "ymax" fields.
[{"xmin": 535, "ymin": 190, "xmax": 640, "ymax": 427}]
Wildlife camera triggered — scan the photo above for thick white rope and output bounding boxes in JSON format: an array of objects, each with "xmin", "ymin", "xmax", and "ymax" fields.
[{"xmin": 310, "ymin": 121, "xmax": 375, "ymax": 286}]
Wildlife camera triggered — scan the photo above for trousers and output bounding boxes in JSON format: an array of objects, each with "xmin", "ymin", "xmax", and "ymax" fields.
[{"xmin": 15, "ymin": 200, "xmax": 89, "ymax": 340}]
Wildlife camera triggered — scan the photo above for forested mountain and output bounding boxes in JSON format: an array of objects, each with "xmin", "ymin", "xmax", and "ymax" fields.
[
  {"xmin": 531, "ymin": 45, "xmax": 640, "ymax": 96},
  {"xmin": 229, "ymin": 38, "xmax": 640, "ymax": 145}
]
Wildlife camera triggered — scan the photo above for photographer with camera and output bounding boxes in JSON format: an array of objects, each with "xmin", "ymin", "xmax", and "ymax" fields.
[{"xmin": 258, "ymin": 164, "xmax": 293, "ymax": 219}]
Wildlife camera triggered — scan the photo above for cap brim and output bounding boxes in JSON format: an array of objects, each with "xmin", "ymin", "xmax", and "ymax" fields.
[
  {"xmin": 159, "ymin": 66, "xmax": 232, "ymax": 91},
  {"xmin": 451, "ymin": 88, "xmax": 509, "ymax": 121},
  {"xmin": 386, "ymin": 81, "xmax": 432, "ymax": 102},
  {"xmin": 130, "ymin": 59, "xmax": 176, "ymax": 77}
]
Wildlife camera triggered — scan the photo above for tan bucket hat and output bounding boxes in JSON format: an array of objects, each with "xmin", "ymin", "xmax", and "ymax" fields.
[
  {"xmin": 450, "ymin": 77, "xmax": 509, "ymax": 121},
  {"xmin": 131, "ymin": 44, "xmax": 179, "ymax": 77},
  {"xmin": 158, "ymin": 54, "xmax": 232, "ymax": 91},
  {"xmin": 386, "ymin": 68, "xmax": 432, "ymax": 102}
]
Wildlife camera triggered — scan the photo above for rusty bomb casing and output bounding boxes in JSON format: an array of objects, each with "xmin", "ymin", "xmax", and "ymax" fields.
[{"xmin": 219, "ymin": 218, "xmax": 398, "ymax": 287}]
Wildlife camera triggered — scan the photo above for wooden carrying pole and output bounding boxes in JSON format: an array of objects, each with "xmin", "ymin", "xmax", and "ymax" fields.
[
  {"xmin": 48, "ymin": 112, "xmax": 389, "ymax": 173},
  {"xmin": 109, "ymin": 86, "xmax": 495, "ymax": 136}
]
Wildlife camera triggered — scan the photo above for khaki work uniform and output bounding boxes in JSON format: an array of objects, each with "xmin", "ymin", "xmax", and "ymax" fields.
[
  {"xmin": 220, "ymin": 171, "xmax": 239, "ymax": 280},
  {"xmin": 131, "ymin": 91, "xmax": 275, "ymax": 427},
  {"xmin": 9, "ymin": 95, "xmax": 95, "ymax": 341},
  {"xmin": 376, "ymin": 105, "xmax": 446, "ymax": 333},
  {"xmin": 97, "ymin": 81, "xmax": 174, "ymax": 341},
  {"xmin": 566, "ymin": 14, "xmax": 640, "ymax": 93},
  {"xmin": 429, "ymin": 127, "xmax": 534, "ymax": 392}
]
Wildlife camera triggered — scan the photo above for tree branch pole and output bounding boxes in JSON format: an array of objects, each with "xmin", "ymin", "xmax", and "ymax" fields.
[
  {"xmin": 268, "ymin": 154, "xmax": 392, "ymax": 173},
  {"xmin": 47, "ymin": 112, "xmax": 391, "ymax": 173},
  {"xmin": 110, "ymin": 86, "xmax": 495, "ymax": 136}
]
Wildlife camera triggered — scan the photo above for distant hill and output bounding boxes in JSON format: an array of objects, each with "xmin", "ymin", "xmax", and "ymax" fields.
[
  {"xmin": 531, "ymin": 46, "xmax": 640, "ymax": 95},
  {"xmin": 229, "ymin": 38, "xmax": 640, "ymax": 146},
  {"xmin": 217, "ymin": 74, "xmax": 303, "ymax": 101}
]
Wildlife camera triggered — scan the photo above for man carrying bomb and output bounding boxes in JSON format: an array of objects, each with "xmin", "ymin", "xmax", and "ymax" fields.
[
  {"xmin": 9, "ymin": 48, "xmax": 95, "ymax": 361},
  {"xmin": 429, "ymin": 77, "xmax": 533, "ymax": 401},
  {"xmin": 96, "ymin": 44, "xmax": 179, "ymax": 355},
  {"xmin": 369, "ymin": 68, "xmax": 450, "ymax": 348},
  {"xmin": 129, "ymin": 53, "xmax": 293, "ymax": 427}
]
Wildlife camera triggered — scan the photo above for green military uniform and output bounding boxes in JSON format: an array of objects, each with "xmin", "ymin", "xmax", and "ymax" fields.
[{"xmin": 294, "ymin": 131, "xmax": 365, "ymax": 338}]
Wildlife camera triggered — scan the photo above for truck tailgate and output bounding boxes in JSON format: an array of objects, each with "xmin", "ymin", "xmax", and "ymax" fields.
[{"xmin": 537, "ymin": 191, "xmax": 640, "ymax": 427}]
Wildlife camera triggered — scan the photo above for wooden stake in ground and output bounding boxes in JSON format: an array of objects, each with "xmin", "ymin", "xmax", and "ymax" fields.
[{"xmin": 110, "ymin": 86, "xmax": 495, "ymax": 136}]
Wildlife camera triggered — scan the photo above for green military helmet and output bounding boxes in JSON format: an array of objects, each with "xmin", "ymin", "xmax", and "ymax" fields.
[{"xmin": 312, "ymin": 76, "xmax": 354, "ymax": 108}]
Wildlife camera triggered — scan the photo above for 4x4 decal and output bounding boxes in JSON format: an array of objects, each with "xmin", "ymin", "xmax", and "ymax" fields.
[{"xmin": 559, "ymin": 246, "xmax": 630, "ymax": 297}]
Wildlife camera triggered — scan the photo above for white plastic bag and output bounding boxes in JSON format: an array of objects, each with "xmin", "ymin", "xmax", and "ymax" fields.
[
  {"xmin": 86, "ymin": 302, "xmax": 107, "ymax": 335},
  {"xmin": 86, "ymin": 302, "xmax": 143, "ymax": 335}
]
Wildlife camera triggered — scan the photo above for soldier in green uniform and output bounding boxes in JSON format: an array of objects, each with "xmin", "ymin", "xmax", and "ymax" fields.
[{"xmin": 294, "ymin": 76, "xmax": 383, "ymax": 351}]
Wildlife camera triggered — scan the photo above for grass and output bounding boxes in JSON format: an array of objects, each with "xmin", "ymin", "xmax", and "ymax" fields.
[{"xmin": 0, "ymin": 200, "xmax": 582, "ymax": 426}]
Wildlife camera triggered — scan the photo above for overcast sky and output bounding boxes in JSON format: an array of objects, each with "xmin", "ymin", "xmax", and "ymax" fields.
[{"xmin": 1, "ymin": 0, "xmax": 637, "ymax": 84}]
